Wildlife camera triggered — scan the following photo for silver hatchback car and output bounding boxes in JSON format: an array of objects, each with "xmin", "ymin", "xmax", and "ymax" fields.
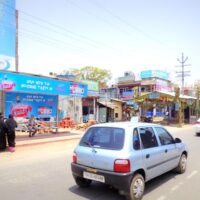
[{"xmin": 71, "ymin": 122, "xmax": 188, "ymax": 200}]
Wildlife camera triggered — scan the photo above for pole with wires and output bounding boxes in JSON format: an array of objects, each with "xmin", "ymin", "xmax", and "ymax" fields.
[{"xmin": 176, "ymin": 53, "xmax": 191, "ymax": 94}]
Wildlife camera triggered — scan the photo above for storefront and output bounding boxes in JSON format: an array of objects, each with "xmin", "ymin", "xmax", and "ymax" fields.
[
  {"xmin": 0, "ymin": 70, "xmax": 88, "ymax": 124},
  {"xmin": 81, "ymin": 80, "xmax": 99, "ymax": 122},
  {"xmin": 97, "ymin": 99, "xmax": 124, "ymax": 122},
  {"xmin": 135, "ymin": 91, "xmax": 196, "ymax": 124}
]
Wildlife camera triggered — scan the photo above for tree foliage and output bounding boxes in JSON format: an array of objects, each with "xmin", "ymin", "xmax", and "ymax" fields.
[{"xmin": 66, "ymin": 66, "xmax": 112, "ymax": 82}]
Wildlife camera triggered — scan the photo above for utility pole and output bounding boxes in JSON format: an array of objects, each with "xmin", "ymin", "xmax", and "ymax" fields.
[
  {"xmin": 176, "ymin": 53, "xmax": 190, "ymax": 94},
  {"xmin": 195, "ymin": 84, "xmax": 200, "ymax": 118},
  {"xmin": 15, "ymin": 9, "xmax": 19, "ymax": 72},
  {"xmin": 175, "ymin": 87, "xmax": 183, "ymax": 127}
]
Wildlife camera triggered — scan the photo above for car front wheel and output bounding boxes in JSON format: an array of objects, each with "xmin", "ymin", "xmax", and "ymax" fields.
[
  {"xmin": 75, "ymin": 177, "xmax": 92, "ymax": 188},
  {"xmin": 126, "ymin": 173, "xmax": 145, "ymax": 200},
  {"xmin": 176, "ymin": 154, "xmax": 187, "ymax": 174}
]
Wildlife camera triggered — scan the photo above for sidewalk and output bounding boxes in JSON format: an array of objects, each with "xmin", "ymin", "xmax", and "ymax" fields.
[
  {"xmin": 16, "ymin": 128, "xmax": 84, "ymax": 147},
  {"xmin": 15, "ymin": 124, "xmax": 194, "ymax": 147}
]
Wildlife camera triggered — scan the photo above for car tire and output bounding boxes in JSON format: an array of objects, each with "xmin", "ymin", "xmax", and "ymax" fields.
[
  {"xmin": 175, "ymin": 154, "xmax": 187, "ymax": 174},
  {"xmin": 75, "ymin": 177, "xmax": 92, "ymax": 188},
  {"xmin": 126, "ymin": 173, "xmax": 145, "ymax": 200}
]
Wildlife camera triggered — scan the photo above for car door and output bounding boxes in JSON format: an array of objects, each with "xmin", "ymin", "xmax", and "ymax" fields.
[
  {"xmin": 138, "ymin": 126, "xmax": 166, "ymax": 181},
  {"xmin": 154, "ymin": 127, "xmax": 180, "ymax": 172}
]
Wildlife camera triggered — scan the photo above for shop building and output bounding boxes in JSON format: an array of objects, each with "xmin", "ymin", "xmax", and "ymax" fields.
[
  {"xmin": 97, "ymin": 98, "xmax": 124, "ymax": 123},
  {"xmin": 81, "ymin": 80, "xmax": 99, "ymax": 122},
  {"xmin": 140, "ymin": 70, "xmax": 172, "ymax": 94},
  {"xmin": 135, "ymin": 90, "xmax": 196, "ymax": 124}
]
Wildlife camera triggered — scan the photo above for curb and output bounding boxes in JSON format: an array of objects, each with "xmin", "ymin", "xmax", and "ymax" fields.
[{"xmin": 16, "ymin": 133, "xmax": 83, "ymax": 147}]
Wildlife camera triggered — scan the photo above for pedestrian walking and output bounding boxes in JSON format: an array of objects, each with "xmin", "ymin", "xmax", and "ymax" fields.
[
  {"xmin": 28, "ymin": 115, "xmax": 38, "ymax": 137},
  {"xmin": 5, "ymin": 114, "xmax": 17, "ymax": 152},
  {"xmin": 0, "ymin": 113, "xmax": 7, "ymax": 151},
  {"xmin": 164, "ymin": 110, "xmax": 170, "ymax": 125}
]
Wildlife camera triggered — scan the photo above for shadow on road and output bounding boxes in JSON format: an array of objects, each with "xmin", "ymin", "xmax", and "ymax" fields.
[
  {"xmin": 69, "ymin": 182, "xmax": 125, "ymax": 200},
  {"xmin": 144, "ymin": 171, "xmax": 179, "ymax": 195},
  {"xmin": 69, "ymin": 171, "xmax": 181, "ymax": 200}
]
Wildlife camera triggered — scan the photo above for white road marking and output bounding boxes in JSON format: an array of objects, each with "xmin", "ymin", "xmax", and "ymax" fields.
[
  {"xmin": 170, "ymin": 182, "xmax": 184, "ymax": 192},
  {"xmin": 157, "ymin": 195, "xmax": 167, "ymax": 200},
  {"xmin": 187, "ymin": 170, "xmax": 198, "ymax": 179}
]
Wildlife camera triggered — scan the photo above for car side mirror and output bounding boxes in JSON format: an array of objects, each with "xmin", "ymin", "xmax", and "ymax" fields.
[{"xmin": 174, "ymin": 138, "xmax": 182, "ymax": 143}]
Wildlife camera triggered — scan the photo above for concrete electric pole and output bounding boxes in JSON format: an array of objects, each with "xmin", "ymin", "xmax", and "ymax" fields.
[{"xmin": 176, "ymin": 53, "xmax": 191, "ymax": 94}]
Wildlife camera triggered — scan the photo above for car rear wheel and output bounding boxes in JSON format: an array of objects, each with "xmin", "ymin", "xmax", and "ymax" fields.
[
  {"xmin": 75, "ymin": 177, "xmax": 92, "ymax": 188},
  {"xmin": 176, "ymin": 154, "xmax": 187, "ymax": 174},
  {"xmin": 126, "ymin": 173, "xmax": 145, "ymax": 200}
]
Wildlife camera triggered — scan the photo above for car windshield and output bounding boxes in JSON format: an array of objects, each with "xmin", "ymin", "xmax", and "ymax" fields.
[{"xmin": 80, "ymin": 127, "xmax": 125, "ymax": 150}]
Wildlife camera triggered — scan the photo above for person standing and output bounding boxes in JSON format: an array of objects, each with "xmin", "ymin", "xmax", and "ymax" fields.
[
  {"xmin": 0, "ymin": 113, "xmax": 7, "ymax": 151},
  {"xmin": 5, "ymin": 114, "xmax": 17, "ymax": 152}
]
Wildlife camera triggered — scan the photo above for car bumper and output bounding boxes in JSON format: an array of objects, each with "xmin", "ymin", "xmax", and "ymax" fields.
[{"xmin": 71, "ymin": 162, "xmax": 133, "ymax": 194}]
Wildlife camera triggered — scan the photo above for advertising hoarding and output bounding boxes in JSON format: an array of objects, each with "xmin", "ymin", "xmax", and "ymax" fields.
[
  {"xmin": 5, "ymin": 92, "xmax": 57, "ymax": 118},
  {"xmin": 81, "ymin": 79, "xmax": 99, "ymax": 96},
  {"xmin": 156, "ymin": 79, "xmax": 170, "ymax": 91},
  {"xmin": 0, "ymin": 71, "xmax": 88, "ymax": 96},
  {"xmin": 141, "ymin": 70, "xmax": 169, "ymax": 81},
  {"xmin": 122, "ymin": 91, "xmax": 133, "ymax": 100},
  {"xmin": 0, "ymin": 0, "xmax": 16, "ymax": 70}
]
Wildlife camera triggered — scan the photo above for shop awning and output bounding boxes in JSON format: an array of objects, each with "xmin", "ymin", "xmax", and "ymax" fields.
[
  {"xmin": 135, "ymin": 91, "xmax": 196, "ymax": 103},
  {"xmin": 98, "ymin": 101, "xmax": 115, "ymax": 109}
]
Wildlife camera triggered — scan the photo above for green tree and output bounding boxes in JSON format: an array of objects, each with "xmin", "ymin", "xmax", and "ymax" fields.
[{"xmin": 66, "ymin": 66, "xmax": 112, "ymax": 83}]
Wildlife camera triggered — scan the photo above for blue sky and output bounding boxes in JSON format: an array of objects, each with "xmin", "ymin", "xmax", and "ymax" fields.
[{"xmin": 16, "ymin": 0, "xmax": 200, "ymax": 85}]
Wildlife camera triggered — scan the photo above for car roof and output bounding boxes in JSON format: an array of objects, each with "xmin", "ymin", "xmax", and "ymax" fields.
[{"xmin": 89, "ymin": 122, "xmax": 164, "ymax": 129}]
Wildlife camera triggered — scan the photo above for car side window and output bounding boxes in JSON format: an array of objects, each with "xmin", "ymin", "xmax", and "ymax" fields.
[
  {"xmin": 139, "ymin": 127, "xmax": 158, "ymax": 149},
  {"xmin": 155, "ymin": 127, "xmax": 174, "ymax": 145},
  {"xmin": 133, "ymin": 128, "xmax": 140, "ymax": 150}
]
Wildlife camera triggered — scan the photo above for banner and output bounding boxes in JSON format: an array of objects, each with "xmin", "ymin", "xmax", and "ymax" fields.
[
  {"xmin": 0, "ymin": 0, "xmax": 16, "ymax": 70},
  {"xmin": 69, "ymin": 82, "xmax": 87, "ymax": 97},
  {"xmin": 0, "ymin": 71, "xmax": 88, "ymax": 96},
  {"xmin": 141, "ymin": 70, "xmax": 169, "ymax": 80},
  {"xmin": 122, "ymin": 91, "xmax": 133, "ymax": 100},
  {"xmin": 4, "ymin": 92, "xmax": 57, "ymax": 118},
  {"xmin": 81, "ymin": 79, "xmax": 99, "ymax": 96}
]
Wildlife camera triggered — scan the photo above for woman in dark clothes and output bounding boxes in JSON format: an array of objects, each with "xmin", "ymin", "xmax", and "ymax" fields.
[
  {"xmin": 0, "ymin": 113, "xmax": 7, "ymax": 151},
  {"xmin": 5, "ymin": 114, "xmax": 17, "ymax": 152}
]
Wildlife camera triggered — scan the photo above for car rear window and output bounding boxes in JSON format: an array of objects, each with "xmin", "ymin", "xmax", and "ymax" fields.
[{"xmin": 80, "ymin": 127, "xmax": 125, "ymax": 150}]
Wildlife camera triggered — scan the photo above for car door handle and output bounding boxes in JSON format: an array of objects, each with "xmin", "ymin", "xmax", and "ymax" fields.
[
  {"xmin": 165, "ymin": 149, "xmax": 168, "ymax": 153},
  {"xmin": 146, "ymin": 154, "xmax": 150, "ymax": 159}
]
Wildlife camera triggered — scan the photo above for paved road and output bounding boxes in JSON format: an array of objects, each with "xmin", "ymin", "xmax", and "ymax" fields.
[{"xmin": 0, "ymin": 125, "xmax": 199, "ymax": 200}]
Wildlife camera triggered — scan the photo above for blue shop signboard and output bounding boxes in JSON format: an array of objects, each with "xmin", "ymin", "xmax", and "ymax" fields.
[
  {"xmin": 141, "ymin": 70, "xmax": 169, "ymax": 81},
  {"xmin": 149, "ymin": 92, "xmax": 160, "ymax": 99},
  {"xmin": 0, "ymin": 71, "xmax": 87, "ymax": 96},
  {"xmin": 4, "ymin": 92, "xmax": 57, "ymax": 119}
]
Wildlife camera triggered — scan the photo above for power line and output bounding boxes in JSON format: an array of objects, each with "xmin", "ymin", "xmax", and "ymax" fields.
[
  {"xmin": 90, "ymin": 0, "xmax": 163, "ymax": 44},
  {"xmin": 1, "ymin": 21, "xmax": 87, "ymax": 53},
  {"xmin": 19, "ymin": 27, "xmax": 87, "ymax": 52},
  {"xmin": 0, "ymin": 1, "xmax": 113, "ymax": 49},
  {"xmin": 18, "ymin": 32, "xmax": 78, "ymax": 52},
  {"xmin": 65, "ymin": 0, "xmax": 136, "ymax": 38},
  {"xmin": 1, "ymin": 1, "xmax": 137, "ymax": 56}
]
